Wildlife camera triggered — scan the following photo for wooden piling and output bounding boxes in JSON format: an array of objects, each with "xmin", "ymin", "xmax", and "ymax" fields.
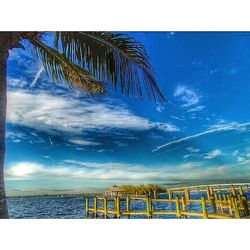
[
  {"xmin": 126, "ymin": 197, "xmax": 130, "ymax": 219},
  {"xmin": 228, "ymin": 197, "xmax": 233, "ymax": 215},
  {"xmin": 231, "ymin": 197, "xmax": 240, "ymax": 218},
  {"xmin": 153, "ymin": 190, "xmax": 157, "ymax": 199},
  {"xmin": 113, "ymin": 197, "xmax": 117, "ymax": 211},
  {"xmin": 146, "ymin": 197, "xmax": 152, "ymax": 218},
  {"xmin": 103, "ymin": 197, "xmax": 108, "ymax": 219},
  {"xmin": 85, "ymin": 197, "xmax": 89, "ymax": 217},
  {"xmin": 218, "ymin": 194, "xmax": 223, "ymax": 213},
  {"xmin": 209, "ymin": 187, "xmax": 214, "ymax": 196},
  {"xmin": 223, "ymin": 193, "xmax": 226, "ymax": 202},
  {"xmin": 241, "ymin": 195, "xmax": 249, "ymax": 216},
  {"xmin": 210, "ymin": 195, "xmax": 217, "ymax": 214},
  {"xmin": 201, "ymin": 195, "xmax": 208, "ymax": 219},
  {"xmin": 206, "ymin": 187, "xmax": 211, "ymax": 200},
  {"xmin": 116, "ymin": 197, "xmax": 121, "ymax": 218},
  {"xmin": 181, "ymin": 196, "xmax": 187, "ymax": 218},
  {"xmin": 239, "ymin": 186, "xmax": 243, "ymax": 196},
  {"xmin": 231, "ymin": 185, "xmax": 236, "ymax": 196},
  {"xmin": 175, "ymin": 195, "xmax": 181, "ymax": 218},
  {"xmin": 184, "ymin": 188, "xmax": 190, "ymax": 201},
  {"xmin": 94, "ymin": 197, "xmax": 97, "ymax": 218},
  {"xmin": 168, "ymin": 190, "xmax": 173, "ymax": 200}
]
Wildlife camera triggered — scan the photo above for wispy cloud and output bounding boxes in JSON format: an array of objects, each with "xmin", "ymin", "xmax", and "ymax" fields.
[
  {"xmin": 63, "ymin": 160, "xmax": 145, "ymax": 170},
  {"xmin": 156, "ymin": 104, "xmax": 165, "ymax": 112},
  {"xmin": 68, "ymin": 139, "xmax": 101, "ymax": 146},
  {"xmin": 174, "ymin": 85, "xmax": 201, "ymax": 108},
  {"xmin": 186, "ymin": 147, "xmax": 201, "ymax": 153},
  {"xmin": 7, "ymin": 89, "xmax": 180, "ymax": 137},
  {"xmin": 152, "ymin": 121, "xmax": 250, "ymax": 152},
  {"xmin": 187, "ymin": 105, "xmax": 205, "ymax": 113},
  {"xmin": 30, "ymin": 67, "xmax": 44, "ymax": 88},
  {"xmin": 203, "ymin": 149, "xmax": 222, "ymax": 159}
]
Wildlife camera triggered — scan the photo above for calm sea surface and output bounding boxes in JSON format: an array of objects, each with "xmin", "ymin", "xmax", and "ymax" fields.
[{"xmin": 7, "ymin": 192, "xmax": 250, "ymax": 219}]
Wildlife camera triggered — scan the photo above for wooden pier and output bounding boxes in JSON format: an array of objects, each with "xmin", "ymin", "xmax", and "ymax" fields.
[{"xmin": 85, "ymin": 183, "xmax": 250, "ymax": 219}]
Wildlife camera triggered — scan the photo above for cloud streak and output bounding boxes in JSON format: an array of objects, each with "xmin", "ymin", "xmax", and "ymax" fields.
[
  {"xmin": 152, "ymin": 121, "xmax": 250, "ymax": 152},
  {"xmin": 30, "ymin": 67, "xmax": 44, "ymax": 88}
]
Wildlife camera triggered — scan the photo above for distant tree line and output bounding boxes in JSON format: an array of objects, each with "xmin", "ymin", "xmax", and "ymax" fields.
[{"xmin": 119, "ymin": 184, "xmax": 166, "ymax": 195}]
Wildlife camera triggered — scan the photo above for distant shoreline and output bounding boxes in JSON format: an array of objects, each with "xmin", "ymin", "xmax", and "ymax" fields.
[{"xmin": 7, "ymin": 193, "xmax": 102, "ymax": 199}]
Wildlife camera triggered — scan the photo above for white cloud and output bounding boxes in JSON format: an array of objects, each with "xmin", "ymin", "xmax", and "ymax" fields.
[
  {"xmin": 5, "ymin": 161, "xmax": 250, "ymax": 182},
  {"xmin": 180, "ymin": 162, "xmax": 202, "ymax": 170},
  {"xmin": 63, "ymin": 160, "xmax": 145, "ymax": 170},
  {"xmin": 8, "ymin": 77, "xmax": 28, "ymax": 88},
  {"xmin": 68, "ymin": 139, "xmax": 101, "ymax": 146},
  {"xmin": 154, "ymin": 122, "xmax": 180, "ymax": 132},
  {"xmin": 186, "ymin": 147, "xmax": 201, "ymax": 153},
  {"xmin": 203, "ymin": 149, "xmax": 222, "ymax": 159},
  {"xmin": 30, "ymin": 67, "xmax": 44, "ymax": 88},
  {"xmin": 187, "ymin": 105, "xmax": 205, "ymax": 113},
  {"xmin": 232, "ymin": 150, "xmax": 239, "ymax": 157},
  {"xmin": 153, "ymin": 121, "xmax": 250, "ymax": 152},
  {"xmin": 156, "ymin": 104, "xmax": 165, "ymax": 112},
  {"xmin": 174, "ymin": 85, "xmax": 201, "ymax": 108},
  {"xmin": 7, "ymin": 89, "xmax": 179, "ymax": 136}
]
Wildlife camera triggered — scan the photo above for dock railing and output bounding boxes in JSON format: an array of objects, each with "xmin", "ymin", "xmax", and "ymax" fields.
[{"xmin": 85, "ymin": 183, "xmax": 250, "ymax": 219}]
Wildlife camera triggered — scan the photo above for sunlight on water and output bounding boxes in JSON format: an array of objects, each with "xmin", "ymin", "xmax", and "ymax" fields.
[{"xmin": 7, "ymin": 192, "xmax": 250, "ymax": 219}]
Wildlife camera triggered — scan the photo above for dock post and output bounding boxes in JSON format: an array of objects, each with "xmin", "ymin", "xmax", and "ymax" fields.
[
  {"xmin": 104, "ymin": 197, "xmax": 108, "ymax": 219},
  {"xmin": 126, "ymin": 197, "xmax": 130, "ymax": 219},
  {"xmin": 210, "ymin": 195, "xmax": 217, "ymax": 214},
  {"xmin": 218, "ymin": 194, "xmax": 223, "ymax": 212},
  {"xmin": 239, "ymin": 186, "xmax": 243, "ymax": 196},
  {"xmin": 201, "ymin": 195, "xmax": 208, "ymax": 219},
  {"xmin": 223, "ymin": 193, "xmax": 226, "ymax": 202},
  {"xmin": 184, "ymin": 188, "xmax": 190, "ymax": 202},
  {"xmin": 116, "ymin": 197, "xmax": 121, "ymax": 219},
  {"xmin": 85, "ymin": 197, "xmax": 89, "ymax": 217},
  {"xmin": 228, "ymin": 197, "xmax": 233, "ymax": 215},
  {"xmin": 168, "ymin": 190, "xmax": 173, "ymax": 200},
  {"xmin": 94, "ymin": 197, "xmax": 97, "ymax": 218},
  {"xmin": 241, "ymin": 195, "xmax": 249, "ymax": 216},
  {"xmin": 153, "ymin": 190, "xmax": 157, "ymax": 199},
  {"xmin": 181, "ymin": 196, "xmax": 187, "ymax": 218},
  {"xmin": 175, "ymin": 195, "xmax": 181, "ymax": 219},
  {"xmin": 114, "ymin": 197, "xmax": 117, "ymax": 211},
  {"xmin": 206, "ymin": 187, "xmax": 211, "ymax": 200},
  {"xmin": 231, "ymin": 197, "xmax": 240, "ymax": 218},
  {"xmin": 146, "ymin": 197, "xmax": 152, "ymax": 219},
  {"xmin": 231, "ymin": 185, "xmax": 236, "ymax": 196},
  {"xmin": 214, "ymin": 192, "xmax": 218, "ymax": 201},
  {"xmin": 210, "ymin": 187, "xmax": 214, "ymax": 196}
]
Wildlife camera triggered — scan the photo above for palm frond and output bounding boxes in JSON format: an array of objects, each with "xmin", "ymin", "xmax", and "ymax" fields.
[
  {"xmin": 30, "ymin": 38, "xmax": 107, "ymax": 96},
  {"xmin": 54, "ymin": 32, "xmax": 165, "ymax": 102}
]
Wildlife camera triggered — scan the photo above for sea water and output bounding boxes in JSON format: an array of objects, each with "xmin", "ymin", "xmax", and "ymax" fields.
[{"xmin": 7, "ymin": 192, "xmax": 250, "ymax": 219}]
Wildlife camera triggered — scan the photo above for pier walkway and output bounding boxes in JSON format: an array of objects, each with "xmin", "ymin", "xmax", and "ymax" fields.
[{"xmin": 85, "ymin": 183, "xmax": 250, "ymax": 219}]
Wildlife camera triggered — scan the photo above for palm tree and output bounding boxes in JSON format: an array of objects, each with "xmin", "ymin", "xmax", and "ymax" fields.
[{"xmin": 0, "ymin": 32, "xmax": 165, "ymax": 218}]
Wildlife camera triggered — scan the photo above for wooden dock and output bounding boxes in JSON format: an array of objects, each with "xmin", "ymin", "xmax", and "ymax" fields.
[{"xmin": 85, "ymin": 183, "xmax": 250, "ymax": 219}]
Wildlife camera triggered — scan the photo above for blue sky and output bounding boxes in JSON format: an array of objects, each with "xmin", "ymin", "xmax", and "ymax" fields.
[{"xmin": 5, "ymin": 32, "xmax": 250, "ymax": 196}]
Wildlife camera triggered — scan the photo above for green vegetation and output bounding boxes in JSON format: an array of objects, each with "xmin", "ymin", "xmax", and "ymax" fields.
[{"xmin": 119, "ymin": 184, "xmax": 166, "ymax": 195}]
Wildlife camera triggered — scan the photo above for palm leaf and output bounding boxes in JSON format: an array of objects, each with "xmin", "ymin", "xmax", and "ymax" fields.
[
  {"xmin": 30, "ymin": 38, "xmax": 107, "ymax": 96},
  {"xmin": 54, "ymin": 32, "xmax": 165, "ymax": 102}
]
